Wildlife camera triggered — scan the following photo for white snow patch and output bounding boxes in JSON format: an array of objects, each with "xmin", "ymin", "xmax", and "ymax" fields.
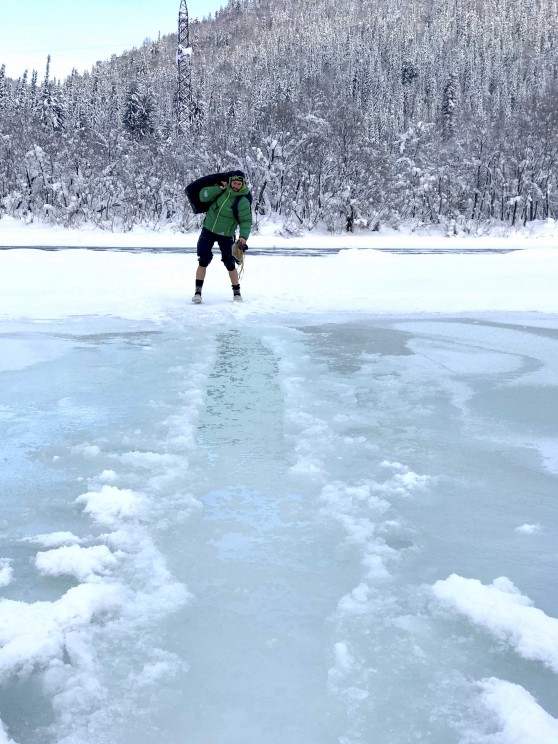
[
  {"xmin": 320, "ymin": 482, "xmax": 395, "ymax": 581},
  {"xmin": 0, "ymin": 583, "xmax": 122, "ymax": 679},
  {"xmin": 331, "ymin": 641, "xmax": 355, "ymax": 674},
  {"xmin": 515, "ymin": 524, "xmax": 541, "ymax": 534},
  {"xmin": 98, "ymin": 469, "xmax": 118, "ymax": 483},
  {"xmin": 0, "ymin": 720, "xmax": 17, "ymax": 744},
  {"xmin": 0, "ymin": 561, "xmax": 13, "ymax": 589},
  {"xmin": 337, "ymin": 582, "xmax": 372, "ymax": 615},
  {"xmin": 117, "ymin": 450, "xmax": 180, "ymax": 470},
  {"xmin": 24, "ymin": 532, "xmax": 82, "ymax": 548},
  {"xmin": 479, "ymin": 677, "xmax": 558, "ymax": 743},
  {"xmin": 534, "ymin": 437, "xmax": 558, "ymax": 475},
  {"xmin": 35, "ymin": 545, "xmax": 118, "ymax": 582},
  {"xmin": 71, "ymin": 443, "xmax": 102, "ymax": 459},
  {"xmin": 76, "ymin": 485, "xmax": 148, "ymax": 529},
  {"xmin": 433, "ymin": 574, "xmax": 558, "ymax": 672}
]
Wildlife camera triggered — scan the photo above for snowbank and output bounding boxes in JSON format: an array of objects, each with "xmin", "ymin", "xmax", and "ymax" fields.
[{"xmin": 1, "ymin": 214, "xmax": 557, "ymax": 251}]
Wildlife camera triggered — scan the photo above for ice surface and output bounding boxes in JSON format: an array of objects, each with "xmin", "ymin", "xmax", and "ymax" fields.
[
  {"xmin": 0, "ymin": 312, "xmax": 556, "ymax": 743},
  {"xmin": 0, "ymin": 242, "xmax": 557, "ymax": 743}
]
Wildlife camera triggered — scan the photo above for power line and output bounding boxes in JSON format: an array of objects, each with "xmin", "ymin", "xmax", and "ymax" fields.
[{"xmin": 6, "ymin": 39, "xmax": 168, "ymax": 55}]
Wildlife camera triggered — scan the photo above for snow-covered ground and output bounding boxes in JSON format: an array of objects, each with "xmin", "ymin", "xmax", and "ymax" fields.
[
  {"xmin": 1, "ymin": 215, "xmax": 557, "ymax": 319},
  {"xmin": 0, "ymin": 218, "xmax": 557, "ymax": 744}
]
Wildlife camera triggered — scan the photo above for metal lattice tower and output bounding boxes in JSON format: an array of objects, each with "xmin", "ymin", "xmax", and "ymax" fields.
[{"xmin": 176, "ymin": 0, "xmax": 192, "ymax": 134}]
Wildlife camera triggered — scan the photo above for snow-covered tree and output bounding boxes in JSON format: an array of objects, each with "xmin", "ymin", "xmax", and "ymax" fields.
[
  {"xmin": 1, "ymin": 0, "xmax": 557, "ymax": 230},
  {"xmin": 122, "ymin": 83, "xmax": 155, "ymax": 138}
]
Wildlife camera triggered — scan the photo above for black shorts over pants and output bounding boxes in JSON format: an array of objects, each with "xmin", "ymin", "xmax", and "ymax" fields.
[{"xmin": 197, "ymin": 227, "xmax": 235, "ymax": 271}]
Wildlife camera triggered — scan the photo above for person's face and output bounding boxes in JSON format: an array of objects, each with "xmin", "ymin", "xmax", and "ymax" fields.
[{"xmin": 231, "ymin": 179, "xmax": 243, "ymax": 191}]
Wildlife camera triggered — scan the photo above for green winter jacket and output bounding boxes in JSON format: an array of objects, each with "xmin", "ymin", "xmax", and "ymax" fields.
[{"xmin": 201, "ymin": 177, "xmax": 253, "ymax": 239}]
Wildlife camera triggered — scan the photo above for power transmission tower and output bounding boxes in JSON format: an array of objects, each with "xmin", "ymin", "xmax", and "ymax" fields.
[{"xmin": 176, "ymin": 0, "xmax": 192, "ymax": 134}]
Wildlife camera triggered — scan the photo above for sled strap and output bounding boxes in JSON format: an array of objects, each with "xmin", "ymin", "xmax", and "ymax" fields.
[{"xmin": 232, "ymin": 240, "xmax": 246, "ymax": 278}]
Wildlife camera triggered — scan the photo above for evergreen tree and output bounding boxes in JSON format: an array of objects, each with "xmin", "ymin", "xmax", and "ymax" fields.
[
  {"xmin": 441, "ymin": 73, "xmax": 458, "ymax": 140},
  {"xmin": 122, "ymin": 83, "xmax": 155, "ymax": 138},
  {"xmin": 0, "ymin": 64, "xmax": 7, "ymax": 117}
]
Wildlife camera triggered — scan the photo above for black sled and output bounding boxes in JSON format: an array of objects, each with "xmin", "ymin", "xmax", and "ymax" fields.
[{"xmin": 185, "ymin": 170, "xmax": 249, "ymax": 214}]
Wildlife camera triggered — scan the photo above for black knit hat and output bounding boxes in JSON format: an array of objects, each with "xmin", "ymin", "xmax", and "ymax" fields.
[{"xmin": 229, "ymin": 170, "xmax": 246, "ymax": 182}]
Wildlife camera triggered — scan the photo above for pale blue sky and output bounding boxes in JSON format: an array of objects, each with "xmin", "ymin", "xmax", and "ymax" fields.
[{"xmin": 0, "ymin": 0, "xmax": 225, "ymax": 80}]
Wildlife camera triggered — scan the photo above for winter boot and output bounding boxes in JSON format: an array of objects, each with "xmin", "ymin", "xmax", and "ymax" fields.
[
  {"xmin": 192, "ymin": 279, "xmax": 203, "ymax": 303},
  {"xmin": 232, "ymin": 284, "xmax": 242, "ymax": 302}
]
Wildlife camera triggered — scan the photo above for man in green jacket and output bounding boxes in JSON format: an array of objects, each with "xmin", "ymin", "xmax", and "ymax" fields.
[{"xmin": 192, "ymin": 170, "xmax": 252, "ymax": 303}]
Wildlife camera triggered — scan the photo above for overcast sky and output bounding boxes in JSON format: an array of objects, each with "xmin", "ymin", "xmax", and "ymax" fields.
[{"xmin": 0, "ymin": 0, "xmax": 224, "ymax": 81}]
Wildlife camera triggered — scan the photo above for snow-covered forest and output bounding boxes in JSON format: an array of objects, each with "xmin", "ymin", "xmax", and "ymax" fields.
[{"xmin": 0, "ymin": 0, "xmax": 557, "ymax": 233}]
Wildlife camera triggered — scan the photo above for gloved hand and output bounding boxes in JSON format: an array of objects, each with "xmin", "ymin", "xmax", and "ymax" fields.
[{"xmin": 232, "ymin": 241, "xmax": 246, "ymax": 264}]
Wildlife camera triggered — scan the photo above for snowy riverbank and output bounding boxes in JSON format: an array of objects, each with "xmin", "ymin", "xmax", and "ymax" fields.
[
  {"xmin": 1, "ymin": 214, "xmax": 558, "ymax": 252},
  {"xmin": 1, "ymin": 215, "xmax": 558, "ymax": 320}
]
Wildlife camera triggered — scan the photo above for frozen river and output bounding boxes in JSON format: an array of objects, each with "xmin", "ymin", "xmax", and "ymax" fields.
[{"xmin": 1, "ymin": 304, "xmax": 557, "ymax": 744}]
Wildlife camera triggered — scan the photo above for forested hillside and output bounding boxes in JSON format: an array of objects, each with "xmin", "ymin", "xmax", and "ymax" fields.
[{"xmin": 1, "ymin": 0, "xmax": 557, "ymax": 233}]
